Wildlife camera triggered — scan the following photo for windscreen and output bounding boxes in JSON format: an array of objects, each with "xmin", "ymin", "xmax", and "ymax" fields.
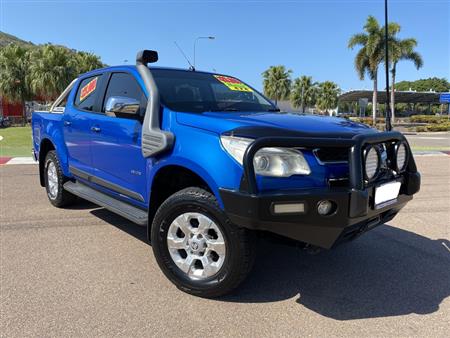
[{"xmin": 151, "ymin": 69, "xmax": 277, "ymax": 113}]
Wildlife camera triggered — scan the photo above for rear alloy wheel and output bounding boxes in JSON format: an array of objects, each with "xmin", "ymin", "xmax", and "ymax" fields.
[
  {"xmin": 46, "ymin": 161, "xmax": 59, "ymax": 199},
  {"xmin": 44, "ymin": 150, "xmax": 76, "ymax": 207},
  {"xmin": 151, "ymin": 187, "xmax": 255, "ymax": 298}
]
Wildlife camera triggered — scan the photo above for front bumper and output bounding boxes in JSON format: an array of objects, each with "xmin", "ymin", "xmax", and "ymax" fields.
[{"xmin": 220, "ymin": 131, "xmax": 421, "ymax": 249}]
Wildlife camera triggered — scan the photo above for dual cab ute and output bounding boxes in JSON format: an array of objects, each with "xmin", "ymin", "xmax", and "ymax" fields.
[{"xmin": 32, "ymin": 50, "xmax": 420, "ymax": 297}]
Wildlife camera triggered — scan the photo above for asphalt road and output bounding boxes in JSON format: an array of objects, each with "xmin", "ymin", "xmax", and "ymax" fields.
[
  {"xmin": 1, "ymin": 157, "xmax": 449, "ymax": 337},
  {"xmin": 405, "ymin": 132, "xmax": 450, "ymax": 150}
]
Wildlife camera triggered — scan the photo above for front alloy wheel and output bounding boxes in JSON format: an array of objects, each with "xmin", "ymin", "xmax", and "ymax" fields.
[
  {"xmin": 167, "ymin": 212, "xmax": 226, "ymax": 280},
  {"xmin": 151, "ymin": 187, "xmax": 255, "ymax": 298}
]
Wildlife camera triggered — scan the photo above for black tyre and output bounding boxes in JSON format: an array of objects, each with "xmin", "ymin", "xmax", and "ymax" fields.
[
  {"xmin": 44, "ymin": 150, "xmax": 76, "ymax": 207},
  {"xmin": 151, "ymin": 187, "xmax": 255, "ymax": 298}
]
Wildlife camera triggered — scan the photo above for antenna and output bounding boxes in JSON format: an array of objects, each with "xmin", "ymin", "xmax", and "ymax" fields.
[{"xmin": 174, "ymin": 41, "xmax": 195, "ymax": 71}]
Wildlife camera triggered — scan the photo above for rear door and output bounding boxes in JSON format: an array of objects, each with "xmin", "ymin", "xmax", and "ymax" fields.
[
  {"xmin": 89, "ymin": 71, "xmax": 148, "ymax": 204},
  {"xmin": 63, "ymin": 74, "xmax": 105, "ymax": 174}
]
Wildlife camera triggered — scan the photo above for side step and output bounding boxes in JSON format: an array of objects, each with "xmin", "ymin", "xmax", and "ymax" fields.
[{"xmin": 64, "ymin": 181, "xmax": 148, "ymax": 226}]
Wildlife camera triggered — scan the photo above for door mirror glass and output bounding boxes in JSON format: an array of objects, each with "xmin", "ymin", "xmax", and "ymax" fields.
[{"xmin": 105, "ymin": 96, "xmax": 140, "ymax": 116}]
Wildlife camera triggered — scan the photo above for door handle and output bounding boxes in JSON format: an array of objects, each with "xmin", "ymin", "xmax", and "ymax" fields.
[
  {"xmin": 63, "ymin": 121, "xmax": 72, "ymax": 126},
  {"xmin": 91, "ymin": 126, "xmax": 101, "ymax": 133}
]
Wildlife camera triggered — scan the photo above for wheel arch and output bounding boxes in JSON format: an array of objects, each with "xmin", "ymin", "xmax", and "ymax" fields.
[
  {"xmin": 38, "ymin": 138, "xmax": 56, "ymax": 187},
  {"xmin": 148, "ymin": 161, "xmax": 223, "ymax": 240}
]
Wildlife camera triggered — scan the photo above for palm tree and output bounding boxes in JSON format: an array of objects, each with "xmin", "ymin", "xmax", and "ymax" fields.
[
  {"xmin": 262, "ymin": 65, "xmax": 292, "ymax": 105},
  {"xmin": 0, "ymin": 44, "xmax": 33, "ymax": 124},
  {"xmin": 389, "ymin": 37, "xmax": 423, "ymax": 123},
  {"xmin": 348, "ymin": 16, "xmax": 400, "ymax": 125},
  {"xmin": 290, "ymin": 76, "xmax": 317, "ymax": 113},
  {"xmin": 75, "ymin": 51, "xmax": 104, "ymax": 75},
  {"xmin": 316, "ymin": 81, "xmax": 340, "ymax": 115},
  {"xmin": 28, "ymin": 44, "xmax": 77, "ymax": 101}
]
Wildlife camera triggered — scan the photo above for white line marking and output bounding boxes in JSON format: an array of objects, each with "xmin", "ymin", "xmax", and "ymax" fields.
[
  {"xmin": 414, "ymin": 137, "xmax": 448, "ymax": 140},
  {"xmin": 442, "ymin": 242, "xmax": 450, "ymax": 253},
  {"xmin": 413, "ymin": 153, "xmax": 448, "ymax": 157},
  {"xmin": 6, "ymin": 157, "xmax": 37, "ymax": 165}
]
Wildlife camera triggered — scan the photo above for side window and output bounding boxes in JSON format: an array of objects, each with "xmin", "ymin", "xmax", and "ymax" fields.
[
  {"xmin": 102, "ymin": 72, "xmax": 147, "ymax": 116},
  {"xmin": 74, "ymin": 76, "xmax": 100, "ymax": 111}
]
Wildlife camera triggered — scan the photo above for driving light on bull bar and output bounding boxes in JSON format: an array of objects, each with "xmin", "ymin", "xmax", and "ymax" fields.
[
  {"xmin": 364, "ymin": 146, "xmax": 380, "ymax": 181},
  {"xmin": 395, "ymin": 142, "xmax": 408, "ymax": 172},
  {"xmin": 273, "ymin": 202, "xmax": 305, "ymax": 214}
]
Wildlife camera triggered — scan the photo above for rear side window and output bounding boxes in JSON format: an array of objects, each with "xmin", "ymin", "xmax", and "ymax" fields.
[
  {"xmin": 102, "ymin": 72, "xmax": 147, "ymax": 115},
  {"xmin": 74, "ymin": 76, "xmax": 100, "ymax": 111}
]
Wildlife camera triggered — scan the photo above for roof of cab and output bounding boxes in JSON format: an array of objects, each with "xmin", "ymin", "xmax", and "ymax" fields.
[{"xmin": 79, "ymin": 65, "xmax": 219, "ymax": 79}]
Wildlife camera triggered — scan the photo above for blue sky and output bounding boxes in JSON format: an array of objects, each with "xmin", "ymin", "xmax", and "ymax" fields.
[{"xmin": 1, "ymin": 0, "xmax": 449, "ymax": 91}]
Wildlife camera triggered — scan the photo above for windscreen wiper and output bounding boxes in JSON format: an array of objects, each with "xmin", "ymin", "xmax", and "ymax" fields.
[{"xmin": 209, "ymin": 108, "xmax": 239, "ymax": 112}]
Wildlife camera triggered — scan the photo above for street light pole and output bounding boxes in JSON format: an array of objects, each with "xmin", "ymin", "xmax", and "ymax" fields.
[
  {"xmin": 384, "ymin": 0, "xmax": 393, "ymax": 131},
  {"xmin": 193, "ymin": 36, "xmax": 215, "ymax": 69}
]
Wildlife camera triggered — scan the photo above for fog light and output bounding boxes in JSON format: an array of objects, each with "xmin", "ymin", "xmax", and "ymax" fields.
[
  {"xmin": 317, "ymin": 200, "xmax": 336, "ymax": 216},
  {"xmin": 273, "ymin": 202, "xmax": 305, "ymax": 214}
]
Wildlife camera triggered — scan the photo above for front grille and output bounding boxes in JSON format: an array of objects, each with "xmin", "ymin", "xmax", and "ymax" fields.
[{"xmin": 314, "ymin": 147, "xmax": 349, "ymax": 164}]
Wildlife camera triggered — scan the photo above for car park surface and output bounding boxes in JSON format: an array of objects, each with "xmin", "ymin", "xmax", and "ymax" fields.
[{"xmin": 1, "ymin": 155, "xmax": 449, "ymax": 337}]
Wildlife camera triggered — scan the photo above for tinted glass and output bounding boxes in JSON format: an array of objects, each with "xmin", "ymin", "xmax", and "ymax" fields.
[
  {"xmin": 103, "ymin": 72, "xmax": 147, "ymax": 115},
  {"xmin": 74, "ymin": 76, "xmax": 100, "ymax": 111},
  {"xmin": 151, "ymin": 69, "xmax": 276, "ymax": 113}
]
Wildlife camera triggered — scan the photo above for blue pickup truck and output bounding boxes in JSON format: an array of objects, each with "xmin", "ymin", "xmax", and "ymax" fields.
[{"xmin": 32, "ymin": 50, "xmax": 420, "ymax": 297}]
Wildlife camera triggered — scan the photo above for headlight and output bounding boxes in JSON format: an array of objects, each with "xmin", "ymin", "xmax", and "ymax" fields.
[
  {"xmin": 364, "ymin": 146, "xmax": 380, "ymax": 180},
  {"xmin": 220, "ymin": 135, "xmax": 311, "ymax": 177},
  {"xmin": 395, "ymin": 142, "xmax": 408, "ymax": 172}
]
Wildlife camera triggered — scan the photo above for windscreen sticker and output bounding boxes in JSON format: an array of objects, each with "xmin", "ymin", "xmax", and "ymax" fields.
[
  {"xmin": 79, "ymin": 77, "xmax": 98, "ymax": 102},
  {"xmin": 214, "ymin": 75, "xmax": 253, "ymax": 92}
]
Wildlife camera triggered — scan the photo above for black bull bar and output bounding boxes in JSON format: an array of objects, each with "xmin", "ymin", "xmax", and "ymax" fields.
[{"xmin": 240, "ymin": 131, "xmax": 419, "ymax": 195}]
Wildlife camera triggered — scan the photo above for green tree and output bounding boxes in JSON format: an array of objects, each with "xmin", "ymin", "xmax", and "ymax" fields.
[
  {"xmin": 316, "ymin": 81, "xmax": 340, "ymax": 115},
  {"xmin": 28, "ymin": 44, "xmax": 77, "ymax": 101},
  {"xmin": 395, "ymin": 78, "xmax": 449, "ymax": 92},
  {"xmin": 74, "ymin": 51, "xmax": 104, "ymax": 75},
  {"xmin": 348, "ymin": 16, "xmax": 400, "ymax": 125},
  {"xmin": 390, "ymin": 37, "xmax": 423, "ymax": 123},
  {"xmin": 0, "ymin": 44, "xmax": 32, "ymax": 124},
  {"xmin": 290, "ymin": 75, "xmax": 317, "ymax": 113},
  {"xmin": 262, "ymin": 65, "xmax": 292, "ymax": 105}
]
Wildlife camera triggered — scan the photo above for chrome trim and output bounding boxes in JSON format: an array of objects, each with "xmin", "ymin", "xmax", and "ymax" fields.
[
  {"xmin": 69, "ymin": 166, "xmax": 145, "ymax": 202},
  {"xmin": 104, "ymin": 96, "xmax": 140, "ymax": 116},
  {"xmin": 328, "ymin": 177, "xmax": 349, "ymax": 183}
]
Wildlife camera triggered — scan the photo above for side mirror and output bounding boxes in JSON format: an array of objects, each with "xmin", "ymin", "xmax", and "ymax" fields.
[{"xmin": 105, "ymin": 96, "xmax": 140, "ymax": 116}]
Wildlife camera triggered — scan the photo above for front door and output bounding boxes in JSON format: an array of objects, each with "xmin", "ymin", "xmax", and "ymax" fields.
[{"xmin": 90, "ymin": 72, "xmax": 148, "ymax": 204}]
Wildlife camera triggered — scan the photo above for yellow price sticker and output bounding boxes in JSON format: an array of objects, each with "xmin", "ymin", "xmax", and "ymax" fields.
[{"xmin": 214, "ymin": 75, "xmax": 253, "ymax": 92}]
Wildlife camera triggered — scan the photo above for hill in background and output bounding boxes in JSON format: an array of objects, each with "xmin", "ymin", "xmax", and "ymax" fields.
[
  {"xmin": 0, "ymin": 31, "xmax": 34, "ymax": 48},
  {"xmin": 0, "ymin": 31, "xmax": 75, "ymax": 52}
]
